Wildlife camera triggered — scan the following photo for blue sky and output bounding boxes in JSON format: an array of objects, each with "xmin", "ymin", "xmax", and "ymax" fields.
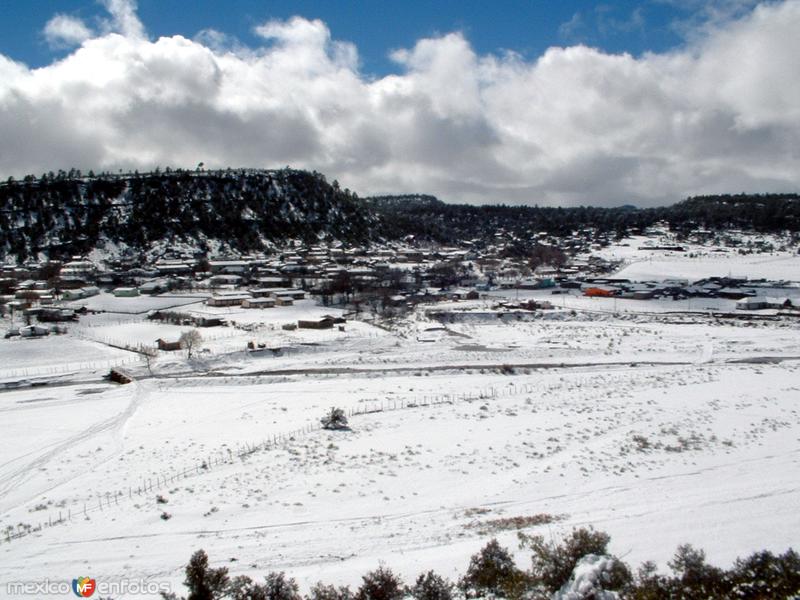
[
  {"xmin": 0, "ymin": 0, "xmax": 797, "ymax": 207},
  {"xmin": 4, "ymin": 1, "xmax": 701, "ymax": 74}
]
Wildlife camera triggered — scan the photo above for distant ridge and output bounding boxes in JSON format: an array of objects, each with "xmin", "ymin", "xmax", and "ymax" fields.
[
  {"xmin": 366, "ymin": 194, "xmax": 444, "ymax": 209},
  {"xmin": 0, "ymin": 168, "xmax": 375, "ymax": 261},
  {"xmin": 0, "ymin": 167, "xmax": 798, "ymax": 261}
]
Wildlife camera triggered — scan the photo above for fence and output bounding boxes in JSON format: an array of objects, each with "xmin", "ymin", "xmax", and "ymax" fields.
[
  {"xmin": 0, "ymin": 378, "xmax": 526, "ymax": 545},
  {"xmin": 0, "ymin": 355, "xmax": 141, "ymax": 382},
  {"xmin": 0, "ymin": 364, "xmax": 700, "ymax": 545}
]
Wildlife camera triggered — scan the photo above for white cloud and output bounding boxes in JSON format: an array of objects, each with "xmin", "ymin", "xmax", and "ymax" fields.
[
  {"xmin": 100, "ymin": 0, "xmax": 145, "ymax": 39},
  {"xmin": 4, "ymin": 1, "xmax": 800, "ymax": 206},
  {"xmin": 43, "ymin": 14, "xmax": 93, "ymax": 48}
]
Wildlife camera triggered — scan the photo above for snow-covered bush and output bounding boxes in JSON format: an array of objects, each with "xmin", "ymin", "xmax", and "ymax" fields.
[
  {"xmin": 553, "ymin": 554, "xmax": 630, "ymax": 599},
  {"xmin": 459, "ymin": 539, "xmax": 526, "ymax": 598},
  {"xmin": 408, "ymin": 571, "xmax": 454, "ymax": 600},
  {"xmin": 519, "ymin": 527, "xmax": 619, "ymax": 592},
  {"xmin": 321, "ymin": 407, "xmax": 349, "ymax": 430}
]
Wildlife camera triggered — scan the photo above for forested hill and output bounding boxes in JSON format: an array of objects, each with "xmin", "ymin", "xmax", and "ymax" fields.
[
  {"xmin": 0, "ymin": 166, "xmax": 798, "ymax": 262},
  {"xmin": 0, "ymin": 169, "xmax": 374, "ymax": 260},
  {"xmin": 370, "ymin": 193, "xmax": 800, "ymax": 243}
]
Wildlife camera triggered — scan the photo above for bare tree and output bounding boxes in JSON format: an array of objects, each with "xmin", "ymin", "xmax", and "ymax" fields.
[
  {"xmin": 140, "ymin": 346, "xmax": 158, "ymax": 376},
  {"xmin": 179, "ymin": 329, "xmax": 202, "ymax": 359}
]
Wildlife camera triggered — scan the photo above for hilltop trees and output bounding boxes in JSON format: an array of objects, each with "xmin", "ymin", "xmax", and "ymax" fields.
[{"xmin": 0, "ymin": 168, "xmax": 373, "ymax": 262}]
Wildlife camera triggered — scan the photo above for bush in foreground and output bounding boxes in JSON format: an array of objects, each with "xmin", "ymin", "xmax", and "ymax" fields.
[
  {"xmin": 356, "ymin": 566, "xmax": 405, "ymax": 600},
  {"xmin": 408, "ymin": 571, "xmax": 454, "ymax": 600},
  {"xmin": 165, "ymin": 529, "xmax": 800, "ymax": 600}
]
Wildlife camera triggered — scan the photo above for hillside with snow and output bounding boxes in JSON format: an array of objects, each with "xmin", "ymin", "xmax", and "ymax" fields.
[{"xmin": 0, "ymin": 169, "xmax": 374, "ymax": 261}]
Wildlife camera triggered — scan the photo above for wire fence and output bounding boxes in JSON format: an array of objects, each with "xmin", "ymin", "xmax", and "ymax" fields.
[
  {"xmin": 1, "ymin": 362, "xmax": 700, "ymax": 545},
  {"xmin": 0, "ymin": 378, "xmax": 543, "ymax": 546},
  {"xmin": 0, "ymin": 355, "xmax": 141, "ymax": 381}
]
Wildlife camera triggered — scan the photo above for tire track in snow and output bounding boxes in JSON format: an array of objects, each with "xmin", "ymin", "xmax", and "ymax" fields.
[{"xmin": 0, "ymin": 380, "xmax": 147, "ymax": 514}]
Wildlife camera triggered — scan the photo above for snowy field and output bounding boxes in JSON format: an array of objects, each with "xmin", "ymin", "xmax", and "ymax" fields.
[
  {"xmin": 615, "ymin": 253, "xmax": 800, "ymax": 282},
  {"xmin": 66, "ymin": 292, "xmax": 208, "ymax": 314},
  {"xmin": 0, "ymin": 315, "xmax": 799, "ymax": 597},
  {"xmin": 0, "ymin": 336, "xmax": 135, "ymax": 382},
  {"xmin": 589, "ymin": 233, "xmax": 800, "ymax": 282},
  {"xmin": 0, "ymin": 249, "xmax": 799, "ymax": 598}
]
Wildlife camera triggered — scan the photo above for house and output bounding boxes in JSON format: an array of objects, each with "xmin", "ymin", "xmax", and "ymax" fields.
[
  {"xmin": 19, "ymin": 325, "xmax": 49, "ymax": 337},
  {"xmin": 249, "ymin": 288, "xmax": 280, "ymax": 298},
  {"xmin": 718, "ymin": 287, "xmax": 754, "ymax": 300},
  {"xmin": 242, "ymin": 298, "xmax": 276, "ymax": 309},
  {"xmin": 252, "ymin": 276, "xmax": 290, "ymax": 288},
  {"xmin": 208, "ymin": 260, "xmax": 249, "ymax": 274},
  {"xmin": 37, "ymin": 308, "xmax": 77, "ymax": 322},
  {"xmin": 270, "ymin": 288, "xmax": 306, "ymax": 300},
  {"xmin": 156, "ymin": 338, "xmax": 182, "ymax": 351},
  {"xmin": 61, "ymin": 260, "xmax": 96, "ymax": 278},
  {"xmin": 196, "ymin": 317, "xmax": 223, "ymax": 327},
  {"xmin": 584, "ymin": 286, "xmax": 617, "ymax": 298},
  {"xmin": 766, "ymin": 297, "xmax": 793, "ymax": 309},
  {"xmin": 736, "ymin": 297, "xmax": 768, "ymax": 310},
  {"xmin": 450, "ymin": 288, "xmax": 480, "ymax": 300},
  {"xmin": 206, "ymin": 293, "xmax": 252, "ymax": 307},
  {"xmin": 209, "ymin": 275, "xmax": 243, "ymax": 288},
  {"xmin": 113, "ymin": 287, "xmax": 140, "ymax": 297},
  {"xmin": 139, "ymin": 280, "xmax": 168, "ymax": 295},
  {"xmin": 298, "ymin": 317, "xmax": 336, "ymax": 329},
  {"xmin": 61, "ymin": 287, "xmax": 99, "ymax": 301},
  {"xmin": 155, "ymin": 262, "xmax": 193, "ymax": 276}
]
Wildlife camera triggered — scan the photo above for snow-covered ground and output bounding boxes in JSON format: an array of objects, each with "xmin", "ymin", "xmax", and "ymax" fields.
[
  {"xmin": 588, "ymin": 233, "xmax": 800, "ymax": 282},
  {"xmin": 0, "ymin": 249, "xmax": 799, "ymax": 598},
  {"xmin": 65, "ymin": 292, "xmax": 208, "ymax": 314},
  {"xmin": 615, "ymin": 253, "xmax": 800, "ymax": 282}
]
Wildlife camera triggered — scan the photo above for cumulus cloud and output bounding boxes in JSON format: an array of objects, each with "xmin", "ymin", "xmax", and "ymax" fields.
[
  {"xmin": 4, "ymin": 1, "xmax": 800, "ymax": 206},
  {"xmin": 43, "ymin": 15, "xmax": 94, "ymax": 48},
  {"xmin": 100, "ymin": 0, "xmax": 145, "ymax": 39}
]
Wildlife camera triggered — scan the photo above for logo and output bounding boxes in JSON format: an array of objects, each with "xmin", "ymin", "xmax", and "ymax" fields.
[{"xmin": 72, "ymin": 577, "xmax": 96, "ymax": 597}]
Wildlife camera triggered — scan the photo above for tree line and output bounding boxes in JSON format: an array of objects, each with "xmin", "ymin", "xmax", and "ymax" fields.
[{"xmin": 162, "ymin": 526, "xmax": 799, "ymax": 599}]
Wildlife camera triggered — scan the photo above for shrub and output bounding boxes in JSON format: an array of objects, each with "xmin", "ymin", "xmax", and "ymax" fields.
[
  {"xmin": 356, "ymin": 566, "xmax": 405, "ymax": 600},
  {"xmin": 227, "ymin": 572, "xmax": 301, "ymax": 600},
  {"xmin": 554, "ymin": 553, "xmax": 631, "ymax": 599},
  {"xmin": 460, "ymin": 538, "xmax": 526, "ymax": 598},
  {"xmin": 307, "ymin": 582, "xmax": 354, "ymax": 600},
  {"xmin": 520, "ymin": 527, "xmax": 612, "ymax": 592},
  {"xmin": 408, "ymin": 571, "xmax": 454, "ymax": 600},
  {"xmin": 321, "ymin": 407, "xmax": 349, "ymax": 430},
  {"xmin": 161, "ymin": 549, "xmax": 229, "ymax": 600},
  {"xmin": 228, "ymin": 576, "xmax": 265, "ymax": 600},
  {"xmin": 622, "ymin": 561, "xmax": 671, "ymax": 599},
  {"xmin": 729, "ymin": 548, "xmax": 800, "ymax": 599},
  {"xmin": 264, "ymin": 572, "xmax": 303, "ymax": 600},
  {"xmin": 166, "ymin": 536, "xmax": 800, "ymax": 600},
  {"xmin": 667, "ymin": 544, "xmax": 727, "ymax": 599}
]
